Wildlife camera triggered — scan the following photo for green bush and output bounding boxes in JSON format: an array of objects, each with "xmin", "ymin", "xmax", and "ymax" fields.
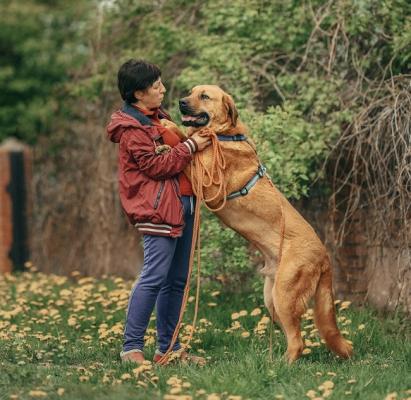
[{"xmin": 6, "ymin": 0, "xmax": 410, "ymax": 281}]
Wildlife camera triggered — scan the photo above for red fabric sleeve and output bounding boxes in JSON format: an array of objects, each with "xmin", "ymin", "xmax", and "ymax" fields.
[{"xmin": 125, "ymin": 128, "xmax": 193, "ymax": 180}]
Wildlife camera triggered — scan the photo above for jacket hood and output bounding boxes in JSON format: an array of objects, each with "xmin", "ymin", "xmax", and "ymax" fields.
[{"xmin": 106, "ymin": 110, "xmax": 142, "ymax": 143}]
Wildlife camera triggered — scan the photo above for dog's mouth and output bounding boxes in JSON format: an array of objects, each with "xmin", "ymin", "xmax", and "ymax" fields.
[{"xmin": 180, "ymin": 106, "xmax": 210, "ymax": 127}]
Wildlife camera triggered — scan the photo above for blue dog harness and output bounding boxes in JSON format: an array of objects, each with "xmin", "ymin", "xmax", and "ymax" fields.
[{"xmin": 216, "ymin": 134, "xmax": 267, "ymax": 200}]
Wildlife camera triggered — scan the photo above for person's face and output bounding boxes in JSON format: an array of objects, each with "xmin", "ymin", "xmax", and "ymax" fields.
[{"xmin": 134, "ymin": 78, "xmax": 166, "ymax": 110}]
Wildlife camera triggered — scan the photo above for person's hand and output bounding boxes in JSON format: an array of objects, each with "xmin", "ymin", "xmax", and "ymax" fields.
[{"xmin": 190, "ymin": 132, "xmax": 212, "ymax": 151}]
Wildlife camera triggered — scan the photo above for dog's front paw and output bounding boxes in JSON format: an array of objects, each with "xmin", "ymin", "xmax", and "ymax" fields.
[
  {"xmin": 160, "ymin": 119, "xmax": 177, "ymax": 129},
  {"xmin": 160, "ymin": 119, "xmax": 187, "ymax": 139},
  {"xmin": 155, "ymin": 144, "xmax": 172, "ymax": 155}
]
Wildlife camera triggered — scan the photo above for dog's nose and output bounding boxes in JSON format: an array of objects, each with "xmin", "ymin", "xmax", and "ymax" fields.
[{"xmin": 179, "ymin": 98, "xmax": 187, "ymax": 108}]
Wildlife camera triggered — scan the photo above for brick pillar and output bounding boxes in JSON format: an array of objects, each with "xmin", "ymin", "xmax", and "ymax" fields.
[{"xmin": 0, "ymin": 139, "xmax": 32, "ymax": 273}]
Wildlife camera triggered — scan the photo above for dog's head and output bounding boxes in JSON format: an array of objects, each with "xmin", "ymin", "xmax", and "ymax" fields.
[{"xmin": 179, "ymin": 85, "xmax": 238, "ymax": 131}]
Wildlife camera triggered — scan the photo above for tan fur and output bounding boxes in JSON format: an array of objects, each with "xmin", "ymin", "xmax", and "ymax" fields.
[{"xmin": 179, "ymin": 85, "xmax": 353, "ymax": 363}]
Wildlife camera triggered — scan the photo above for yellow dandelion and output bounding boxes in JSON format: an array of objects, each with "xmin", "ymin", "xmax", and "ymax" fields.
[
  {"xmin": 319, "ymin": 381, "xmax": 334, "ymax": 391},
  {"xmin": 241, "ymin": 331, "xmax": 250, "ymax": 338},
  {"xmin": 384, "ymin": 393, "xmax": 397, "ymax": 400},
  {"xmin": 207, "ymin": 394, "xmax": 221, "ymax": 400},
  {"xmin": 28, "ymin": 390, "xmax": 47, "ymax": 397},
  {"xmin": 339, "ymin": 301, "xmax": 351, "ymax": 310},
  {"xmin": 302, "ymin": 348, "xmax": 312, "ymax": 355},
  {"xmin": 167, "ymin": 376, "xmax": 182, "ymax": 386},
  {"xmin": 250, "ymin": 308, "xmax": 262, "ymax": 316},
  {"xmin": 306, "ymin": 389, "xmax": 317, "ymax": 398}
]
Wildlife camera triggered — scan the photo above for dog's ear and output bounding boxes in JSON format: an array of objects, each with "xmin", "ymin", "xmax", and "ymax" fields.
[{"xmin": 223, "ymin": 94, "xmax": 238, "ymax": 126}]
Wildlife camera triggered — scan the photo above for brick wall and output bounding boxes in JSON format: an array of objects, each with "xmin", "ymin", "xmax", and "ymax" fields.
[
  {"xmin": 299, "ymin": 198, "xmax": 410, "ymax": 314},
  {"xmin": 0, "ymin": 139, "xmax": 32, "ymax": 274}
]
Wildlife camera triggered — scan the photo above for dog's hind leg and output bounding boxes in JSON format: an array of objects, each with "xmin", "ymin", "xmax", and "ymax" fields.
[
  {"xmin": 263, "ymin": 276, "xmax": 279, "ymax": 324},
  {"xmin": 274, "ymin": 262, "xmax": 320, "ymax": 363}
]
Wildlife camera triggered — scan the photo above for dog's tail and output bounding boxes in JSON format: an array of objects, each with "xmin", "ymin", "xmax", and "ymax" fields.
[{"xmin": 314, "ymin": 259, "xmax": 353, "ymax": 359}]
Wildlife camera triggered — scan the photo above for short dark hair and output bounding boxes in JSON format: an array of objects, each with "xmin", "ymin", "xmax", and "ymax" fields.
[{"xmin": 117, "ymin": 59, "xmax": 161, "ymax": 103}]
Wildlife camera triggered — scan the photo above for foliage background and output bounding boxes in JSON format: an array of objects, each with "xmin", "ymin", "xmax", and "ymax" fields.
[{"xmin": 1, "ymin": 0, "xmax": 410, "ymax": 285}]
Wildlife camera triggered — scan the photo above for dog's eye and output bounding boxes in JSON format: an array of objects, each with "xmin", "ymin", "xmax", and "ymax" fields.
[{"xmin": 200, "ymin": 93, "xmax": 210, "ymax": 100}]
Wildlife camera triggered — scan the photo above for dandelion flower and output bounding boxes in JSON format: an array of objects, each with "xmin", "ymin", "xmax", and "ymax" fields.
[{"xmin": 28, "ymin": 390, "xmax": 47, "ymax": 398}]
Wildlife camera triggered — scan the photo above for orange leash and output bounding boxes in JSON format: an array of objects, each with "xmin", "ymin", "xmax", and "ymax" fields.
[{"xmin": 156, "ymin": 130, "xmax": 227, "ymax": 365}]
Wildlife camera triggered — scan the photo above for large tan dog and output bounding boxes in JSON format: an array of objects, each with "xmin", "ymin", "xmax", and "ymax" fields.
[{"xmin": 165, "ymin": 85, "xmax": 353, "ymax": 363}]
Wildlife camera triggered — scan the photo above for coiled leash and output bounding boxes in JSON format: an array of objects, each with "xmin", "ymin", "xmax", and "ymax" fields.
[{"xmin": 156, "ymin": 129, "xmax": 285, "ymax": 365}]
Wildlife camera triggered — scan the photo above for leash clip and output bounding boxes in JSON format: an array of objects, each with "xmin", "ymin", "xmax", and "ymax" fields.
[
  {"xmin": 240, "ymin": 187, "xmax": 249, "ymax": 196},
  {"xmin": 258, "ymin": 165, "xmax": 266, "ymax": 177}
]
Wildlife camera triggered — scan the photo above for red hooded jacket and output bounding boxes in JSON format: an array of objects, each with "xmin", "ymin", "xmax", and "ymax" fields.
[{"xmin": 107, "ymin": 103, "xmax": 198, "ymax": 237}]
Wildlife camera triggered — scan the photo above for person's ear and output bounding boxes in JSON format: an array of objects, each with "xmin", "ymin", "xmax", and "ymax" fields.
[
  {"xmin": 134, "ymin": 89, "xmax": 144, "ymax": 102},
  {"xmin": 223, "ymin": 94, "xmax": 238, "ymax": 126}
]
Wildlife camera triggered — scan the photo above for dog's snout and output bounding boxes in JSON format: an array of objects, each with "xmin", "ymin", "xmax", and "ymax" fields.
[{"xmin": 179, "ymin": 98, "xmax": 188, "ymax": 108}]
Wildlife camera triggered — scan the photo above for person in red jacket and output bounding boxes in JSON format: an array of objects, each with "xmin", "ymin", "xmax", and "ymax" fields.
[{"xmin": 107, "ymin": 59, "xmax": 210, "ymax": 365}]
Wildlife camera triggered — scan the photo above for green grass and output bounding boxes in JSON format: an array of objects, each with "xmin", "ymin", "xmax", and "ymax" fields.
[{"xmin": 0, "ymin": 270, "xmax": 410, "ymax": 400}]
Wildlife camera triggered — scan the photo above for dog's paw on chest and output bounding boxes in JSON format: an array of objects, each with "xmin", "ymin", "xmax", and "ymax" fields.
[{"xmin": 155, "ymin": 144, "xmax": 172, "ymax": 155}]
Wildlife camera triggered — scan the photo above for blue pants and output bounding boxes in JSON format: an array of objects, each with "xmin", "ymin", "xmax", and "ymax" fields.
[{"xmin": 122, "ymin": 195, "xmax": 195, "ymax": 354}]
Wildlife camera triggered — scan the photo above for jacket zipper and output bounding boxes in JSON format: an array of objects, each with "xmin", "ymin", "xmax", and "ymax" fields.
[
  {"xmin": 154, "ymin": 181, "xmax": 165, "ymax": 209},
  {"xmin": 172, "ymin": 178, "xmax": 184, "ymax": 221}
]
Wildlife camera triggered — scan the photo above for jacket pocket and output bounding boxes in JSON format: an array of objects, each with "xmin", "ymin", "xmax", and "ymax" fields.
[{"xmin": 153, "ymin": 180, "xmax": 165, "ymax": 209}]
